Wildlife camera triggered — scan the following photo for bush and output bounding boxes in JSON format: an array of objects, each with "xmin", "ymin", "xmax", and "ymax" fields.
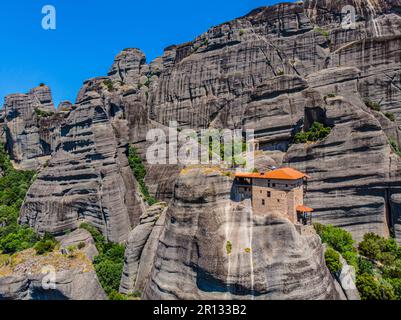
[
  {"xmin": 128, "ymin": 146, "xmax": 158, "ymax": 206},
  {"xmin": 314, "ymin": 223, "xmax": 355, "ymax": 256},
  {"xmin": 358, "ymin": 257, "xmax": 374, "ymax": 276},
  {"xmin": 325, "ymin": 248, "xmax": 342, "ymax": 274},
  {"xmin": 385, "ymin": 112, "xmax": 396, "ymax": 122},
  {"xmin": 34, "ymin": 239, "xmax": 56, "ymax": 255},
  {"xmin": 356, "ymin": 273, "xmax": 382, "ymax": 300},
  {"xmin": 226, "ymin": 241, "xmax": 232, "ymax": 255},
  {"xmin": 389, "ymin": 139, "xmax": 401, "ymax": 157},
  {"xmin": 358, "ymin": 233, "xmax": 383, "ymax": 260},
  {"xmin": 0, "ymin": 227, "xmax": 39, "ymax": 254},
  {"xmin": 364, "ymin": 100, "xmax": 381, "ymax": 111},
  {"xmin": 79, "ymin": 223, "xmax": 125, "ymax": 298},
  {"xmin": 387, "ymin": 278, "xmax": 401, "ymax": 299},
  {"xmin": 358, "ymin": 233, "xmax": 399, "ymax": 264},
  {"xmin": 0, "ymin": 144, "xmax": 44, "ymax": 256},
  {"xmin": 108, "ymin": 291, "xmax": 129, "ymax": 300},
  {"xmin": 314, "ymin": 27, "xmax": 330, "ymax": 39},
  {"xmin": 294, "ymin": 122, "xmax": 331, "ymax": 144},
  {"xmin": 103, "ymin": 79, "xmax": 114, "ymax": 92},
  {"xmin": 94, "ymin": 258, "xmax": 124, "ymax": 296},
  {"xmin": 34, "ymin": 108, "xmax": 54, "ymax": 118}
]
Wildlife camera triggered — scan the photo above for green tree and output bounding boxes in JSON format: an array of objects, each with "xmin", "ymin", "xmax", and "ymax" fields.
[
  {"xmin": 356, "ymin": 274, "xmax": 382, "ymax": 300},
  {"xmin": 294, "ymin": 122, "xmax": 331, "ymax": 144},
  {"xmin": 325, "ymin": 248, "xmax": 342, "ymax": 274}
]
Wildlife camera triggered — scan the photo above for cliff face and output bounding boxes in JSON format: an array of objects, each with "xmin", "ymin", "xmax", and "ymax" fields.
[
  {"xmin": 137, "ymin": 0, "xmax": 401, "ymax": 242},
  {"xmin": 2, "ymin": 0, "xmax": 401, "ymax": 300},
  {"xmin": 2, "ymin": 86, "xmax": 64, "ymax": 170},
  {"xmin": 19, "ymin": 78, "xmax": 144, "ymax": 242},
  {"xmin": 127, "ymin": 167, "xmax": 342, "ymax": 300},
  {"xmin": 0, "ymin": 230, "xmax": 106, "ymax": 300}
]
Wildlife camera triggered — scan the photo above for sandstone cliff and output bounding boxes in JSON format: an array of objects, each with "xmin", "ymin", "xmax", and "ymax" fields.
[
  {"xmin": 19, "ymin": 78, "xmax": 145, "ymax": 242},
  {"xmin": 123, "ymin": 166, "xmax": 343, "ymax": 300},
  {"xmin": 0, "ymin": 230, "xmax": 106, "ymax": 300}
]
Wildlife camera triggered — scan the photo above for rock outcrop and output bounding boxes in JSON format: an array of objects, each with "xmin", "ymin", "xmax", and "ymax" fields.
[
  {"xmin": 119, "ymin": 202, "xmax": 167, "ymax": 294},
  {"xmin": 19, "ymin": 78, "xmax": 144, "ymax": 242},
  {"xmin": 0, "ymin": 231, "xmax": 106, "ymax": 300},
  {"xmin": 2, "ymin": 85, "xmax": 63, "ymax": 170},
  {"xmin": 127, "ymin": 167, "xmax": 343, "ymax": 300}
]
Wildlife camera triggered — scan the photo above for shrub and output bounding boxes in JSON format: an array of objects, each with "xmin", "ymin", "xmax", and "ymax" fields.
[
  {"xmin": 387, "ymin": 278, "xmax": 401, "ymax": 299},
  {"xmin": 342, "ymin": 250, "xmax": 359, "ymax": 270},
  {"xmin": 103, "ymin": 79, "xmax": 114, "ymax": 92},
  {"xmin": 0, "ymin": 143, "xmax": 41, "ymax": 255},
  {"xmin": 94, "ymin": 258, "xmax": 124, "ymax": 296},
  {"xmin": 294, "ymin": 122, "xmax": 331, "ymax": 144},
  {"xmin": 385, "ymin": 112, "xmax": 396, "ymax": 122},
  {"xmin": 78, "ymin": 242, "xmax": 86, "ymax": 249},
  {"xmin": 358, "ymin": 257, "xmax": 374, "ymax": 276},
  {"xmin": 0, "ymin": 227, "xmax": 39, "ymax": 254},
  {"xmin": 314, "ymin": 223, "xmax": 355, "ymax": 255},
  {"xmin": 314, "ymin": 27, "xmax": 330, "ymax": 39},
  {"xmin": 356, "ymin": 273, "xmax": 382, "ymax": 300},
  {"xmin": 34, "ymin": 108, "xmax": 54, "ymax": 118},
  {"xmin": 79, "ymin": 223, "xmax": 125, "ymax": 298},
  {"xmin": 226, "ymin": 241, "xmax": 232, "ymax": 255},
  {"xmin": 326, "ymin": 93, "xmax": 337, "ymax": 98},
  {"xmin": 109, "ymin": 291, "xmax": 129, "ymax": 300},
  {"xmin": 358, "ymin": 233, "xmax": 399, "ymax": 264},
  {"xmin": 358, "ymin": 233, "xmax": 383, "ymax": 260},
  {"xmin": 325, "ymin": 247, "xmax": 342, "ymax": 274},
  {"xmin": 34, "ymin": 239, "xmax": 57, "ymax": 255},
  {"xmin": 389, "ymin": 139, "xmax": 401, "ymax": 157},
  {"xmin": 364, "ymin": 100, "xmax": 381, "ymax": 111},
  {"xmin": 128, "ymin": 146, "xmax": 158, "ymax": 206}
]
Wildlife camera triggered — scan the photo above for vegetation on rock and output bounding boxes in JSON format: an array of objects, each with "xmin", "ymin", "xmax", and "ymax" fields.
[
  {"xmin": 389, "ymin": 139, "xmax": 401, "ymax": 157},
  {"xmin": 0, "ymin": 143, "xmax": 39, "ymax": 255},
  {"xmin": 315, "ymin": 223, "xmax": 401, "ymax": 300},
  {"xmin": 79, "ymin": 223, "xmax": 126, "ymax": 299},
  {"xmin": 34, "ymin": 108, "xmax": 54, "ymax": 118},
  {"xmin": 294, "ymin": 122, "xmax": 331, "ymax": 144},
  {"xmin": 385, "ymin": 112, "xmax": 396, "ymax": 122},
  {"xmin": 364, "ymin": 99, "xmax": 381, "ymax": 111},
  {"xmin": 325, "ymin": 247, "xmax": 342, "ymax": 274},
  {"xmin": 128, "ymin": 146, "xmax": 158, "ymax": 206}
]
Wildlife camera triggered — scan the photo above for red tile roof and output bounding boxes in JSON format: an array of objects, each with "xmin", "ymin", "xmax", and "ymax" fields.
[
  {"xmin": 296, "ymin": 205, "xmax": 314, "ymax": 213},
  {"xmin": 235, "ymin": 167, "xmax": 310, "ymax": 180}
]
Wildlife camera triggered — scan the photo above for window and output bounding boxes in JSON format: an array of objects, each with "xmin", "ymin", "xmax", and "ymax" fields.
[
  {"xmin": 268, "ymin": 183, "xmax": 271, "ymax": 187},
  {"xmin": 262, "ymin": 199, "xmax": 265, "ymax": 206},
  {"xmin": 260, "ymin": 190, "xmax": 262, "ymax": 194},
  {"xmin": 277, "ymin": 199, "xmax": 280, "ymax": 203},
  {"xmin": 272, "ymin": 183, "xmax": 276, "ymax": 187},
  {"xmin": 267, "ymin": 191, "xmax": 271, "ymax": 198}
]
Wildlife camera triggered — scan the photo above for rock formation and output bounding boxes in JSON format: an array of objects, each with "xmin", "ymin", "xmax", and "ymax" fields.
[
  {"xmin": 19, "ymin": 78, "xmax": 144, "ymax": 243},
  {"xmin": 2, "ymin": 85, "xmax": 62, "ymax": 170},
  {"xmin": 0, "ymin": 231, "xmax": 106, "ymax": 300},
  {"xmin": 2, "ymin": 0, "xmax": 401, "ymax": 300},
  {"xmin": 128, "ymin": 167, "xmax": 343, "ymax": 300}
]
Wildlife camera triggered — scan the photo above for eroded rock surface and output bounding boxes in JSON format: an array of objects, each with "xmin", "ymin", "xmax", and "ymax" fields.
[
  {"xmin": 1, "ymin": 85, "xmax": 64, "ymax": 170},
  {"xmin": 124, "ymin": 167, "xmax": 343, "ymax": 300},
  {"xmin": 19, "ymin": 78, "xmax": 144, "ymax": 242}
]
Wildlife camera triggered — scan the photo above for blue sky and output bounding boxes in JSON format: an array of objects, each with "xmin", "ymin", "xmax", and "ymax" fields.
[{"xmin": 0, "ymin": 0, "xmax": 282, "ymax": 107}]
